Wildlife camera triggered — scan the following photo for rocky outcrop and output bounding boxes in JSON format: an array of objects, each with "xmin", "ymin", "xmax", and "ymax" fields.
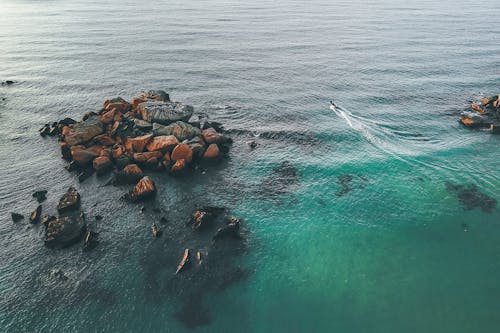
[
  {"xmin": 213, "ymin": 217, "xmax": 241, "ymax": 241},
  {"xmin": 124, "ymin": 176, "xmax": 156, "ymax": 202},
  {"xmin": 191, "ymin": 206, "xmax": 225, "ymax": 230},
  {"xmin": 201, "ymin": 128, "xmax": 223, "ymax": 144},
  {"xmin": 103, "ymin": 97, "xmax": 131, "ymax": 113},
  {"xmin": 139, "ymin": 101, "xmax": 193, "ymax": 125},
  {"xmin": 70, "ymin": 145, "xmax": 101, "ymax": 166},
  {"xmin": 57, "ymin": 187, "xmax": 81, "ymax": 213},
  {"xmin": 45, "ymin": 216, "xmax": 86, "ymax": 248},
  {"xmin": 459, "ymin": 94, "xmax": 500, "ymax": 134},
  {"xmin": 64, "ymin": 115, "xmax": 105, "ymax": 146},
  {"xmin": 32, "ymin": 190, "xmax": 47, "ymax": 203}
]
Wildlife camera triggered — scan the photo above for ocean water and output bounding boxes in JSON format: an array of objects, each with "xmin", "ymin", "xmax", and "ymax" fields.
[{"xmin": 1, "ymin": 0, "xmax": 500, "ymax": 332}]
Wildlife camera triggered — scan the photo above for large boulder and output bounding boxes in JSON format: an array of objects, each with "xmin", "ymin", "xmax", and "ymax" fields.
[
  {"xmin": 57, "ymin": 187, "xmax": 81, "ymax": 213},
  {"xmin": 103, "ymin": 97, "xmax": 131, "ymax": 113},
  {"xmin": 171, "ymin": 144, "xmax": 193, "ymax": 163},
  {"xmin": 139, "ymin": 101, "xmax": 193, "ymax": 125},
  {"xmin": 201, "ymin": 128, "xmax": 223, "ymax": 144},
  {"xmin": 146, "ymin": 135, "xmax": 179, "ymax": 152},
  {"xmin": 64, "ymin": 115, "xmax": 104, "ymax": 146},
  {"xmin": 124, "ymin": 176, "xmax": 156, "ymax": 202},
  {"xmin": 125, "ymin": 134, "xmax": 153, "ymax": 153},
  {"xmin": 45, "ymin": 216, "xmax": 86, "ymax": 248},
  {"xmin": 70, "ymin": 145, "xmax": 101, "ymax": 166},
  {"xmin": 203, "ymin": 143, "xmax": 220, "ymax": 159},
  {"xmin": 152, "ymin": 121, "xmax": 200, "ymax": 141}
]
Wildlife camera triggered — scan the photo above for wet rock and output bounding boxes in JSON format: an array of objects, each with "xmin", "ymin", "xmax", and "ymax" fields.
[
  {"xmin": 103, "ymin": 97, "xmax": 131, "ymax": 113},
  {"xmin": 152, "ymin": 121, "xmax": 201, "ymax": 141},
  {"xmin": 203, "ymin": 143, "xmax": 220, "ymax": 160},
  {"xmin": 93, "ymin": 134, "xmax": 115, "ymax": 146},
  {"xmin": 151, "ymin": 224, "xmax": 160, "ymax": 237},
  {"xmin": 77, "ymin": 168, "xmax": 95, "ymax": 182},
  {"xmin": 191, "ymin": 206, "xmax": 225, "ymax": 230},
  {"xmin": 171, "ymin": 144, "xmax": 193, "ymax": 163},
  {"xmin": 57, "ymin": 187, "xmax": 81, "ymax": 213},
  {"xmin": 139, "ymin": 90, "xmax": 170, "ymax": 102},
  {"xmin": 2, "ymin": 80, "xmax": 15, "ymax": 85},
  {"xmin": 124, "ymin": 176, "xmax": 156, "ymax": 202},
  {"xmin": 64, "ymin": 115, "xmax": 105, "ymax": 146},
  {"xmin": 60, "ymin": 142, "xmax": 72, "ymax": 160},
  {"xmin": 133, "ymin": 119, "xmax": 153, "ymax": 131},
  {"xmin": 125, "ymin": 134, "xmax": 153, "ymax": 153},
  {"xmin": 30, "ymin": 205, "xmax": 42, "ymax": 224},
  {"xmin": 42, "ymin": 215, "xmax": 57, "ymax": 228},
  {"xmin": 70, "ymin": 145, "xmax": 101, "ymax": 166},
  {"xmin": 175, "ymin": 248, "xmax": 190, "ymax": 274},
  {"xmin": 132, "ymin": 151, "xmax": 162, "ymax": 163},
  {"xmin": 146, "ymin": 135, "xmax": 179, "ymax": 152},
  {"xmin": 446, "ymin": 182, "xmax": 497, "ymax": 213},
  {"xmin": 201, "ymin": 128, "xmax": 223, "ymax": 144},
  {"xmin": 83, "ymin": 229, "xmax": 98, "ymax": 251},
  {"xmin": 32, "ymin": 190, "xmax": 47, "ymax": 203},
  {"xmin": 139, "ymin": 100, "xmax": 193, "ymax": 125},
  {"xmin": 171, "ymin": 159, "xmax": 186, "ymax": 172},
  {"xmin": 114, "ymin": 155, "xmax": 132, "ymax": 170},
  {"xmin": 45, "ymin": 216, "xmax": 86, "ymax": 248},
  {"xmin": 491, "ymin": 124, "xmax": 500, "ymax": 134},
  {"xmin": 11, "ymin": 212, "xmax": 23, "ymax": 222},
  {"xmin": 213, "ymin": 217, "xmax": 241, "ymax": 241},
  {"xmin": 113, "ymin": 164, "xmax": 143, "ymax": 184},
  {"xmin": 93, "ymin": 156, "xmax": 113, "ymax": 175}
]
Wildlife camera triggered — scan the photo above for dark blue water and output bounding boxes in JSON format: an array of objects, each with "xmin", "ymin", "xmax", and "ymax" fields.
[{"xmin": 1, "ymin": 0, "xmax": 500, "ymax": 332}]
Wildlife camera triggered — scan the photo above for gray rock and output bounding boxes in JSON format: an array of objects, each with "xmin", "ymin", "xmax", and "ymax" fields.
[
  {"xmin": 64, "ymin": 115, "xmax": 104, "ymax": 146},
  {"xmin": 45, "ymin": 216, "xmax": 86, "ymax": 248},
  {"xmin": 57, "ymin": 187, "xmax": 81, "ymax": 213},
  {"xmin": 133, "ymin": 119, "xmax": 153, "ymax": 131},
  {"xmin": 139, "ymin": 101, "xmax": 193, "ymax": 125},
  {"xmin": 152, "ymin": 121, "xmax": 201, "ymax": 141},
  {"xmin": 139, "ymin": 90, "xmax": 170, "ymax": 102}
]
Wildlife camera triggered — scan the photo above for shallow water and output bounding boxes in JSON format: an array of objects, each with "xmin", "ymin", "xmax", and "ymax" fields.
[{"xmin": 1, "ymin": 0, "xmax": 500, "ymax": 332}]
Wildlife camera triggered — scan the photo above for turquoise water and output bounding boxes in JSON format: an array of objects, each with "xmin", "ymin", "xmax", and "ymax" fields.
[{"xmin": 1, "ymin": 0, "xmax": 500, "ymax": 332}]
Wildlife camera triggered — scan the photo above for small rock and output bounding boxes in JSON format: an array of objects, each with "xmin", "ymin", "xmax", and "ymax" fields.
[
  {"xmin": 57, "ymin": 187, "xmax": 81, "ymax": 213},
  {"xmin": 42, "ymin": 215, "xmax": 57, "ymax": 227},
  {"xmin": 30, "ymin": 205, "xmax": 42, "ymax": 224},
  {"xmin": 124, "ymin": 176, "xmax": 156, "ymax": 202},
  {"xmin": 32, "ymin": 190, "xmax": 47, "ymax": 203},
  {"xmin": 175, "ymin": 248, "xmax": 190, "ymax": 274},
  {"xmin": 11, "ymin": 212, "xmax": 24, "ymax": 222}
]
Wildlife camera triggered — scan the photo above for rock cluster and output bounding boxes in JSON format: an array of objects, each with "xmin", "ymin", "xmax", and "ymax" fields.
[
  {"xmin": 41, "ymin": 90, "xmax": 231, "ymax": 189},
  {"xmin": 459, "ymin": 94, "xmax": 500, "ymax": 134}
]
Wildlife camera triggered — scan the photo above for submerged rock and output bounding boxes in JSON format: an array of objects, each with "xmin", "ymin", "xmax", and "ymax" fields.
[
  {"xmin": 124, "ymin": 176, "xmax": 156, "ymax": 202},
  {"xmin": 57, "ymin": 187, "xmax": 81, "ymax": 213},
  {"xmin": 32, "ymin": 190, "xmax": 48, "ymax": 203},
  {"xmin": 213, "ymin": 217, "xmax": 241, "ymax": 241},
  {"xmin": 45, "ymin": 216, "xmax": 86, "ymax": 248},
  {"xmin": 139, "ymin": 101, "xmax": 193, "ymax": 125},
  {"xmin": 191, "ymin": 206, "xmax": 225, "ymax": 230},
  {"xmin": 446, "ymin": 182, "xmax": 497, "ymax": 213}
]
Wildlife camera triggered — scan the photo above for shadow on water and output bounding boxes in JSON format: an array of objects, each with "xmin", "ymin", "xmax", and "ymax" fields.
[{"xmin": 336, "ymin": 174, "xmax": 369, "ymax": 197}]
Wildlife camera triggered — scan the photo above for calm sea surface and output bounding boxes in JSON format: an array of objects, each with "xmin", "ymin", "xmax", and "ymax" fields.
[{"xmin": 1, "ymin": 0, "xmax": 500, "ymax": 332}]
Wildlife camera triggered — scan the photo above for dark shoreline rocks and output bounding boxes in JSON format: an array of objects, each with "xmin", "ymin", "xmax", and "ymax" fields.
[
  {"xmin": 57, "ymin": 187, "xmax": 81, "ymax": 213},
  {"xmin": 45, "ymin": 216, "xmax": 87, "ymax": 249},
  {"xmin": 459, "ymin": 94, "xmax": 500, "ymax": 134}
]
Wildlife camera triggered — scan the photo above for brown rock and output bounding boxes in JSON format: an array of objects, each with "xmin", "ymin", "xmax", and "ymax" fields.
[
  {"xmin": 124, "ymin": 176, "xmax": 156, "ymax": 202},
  {"xmin": 61, "ymin": 126, "xmax": 71, "ymax": 137},
  {"xmin": 94, "ymin": 134, "xmax": 115, "ymax": 146},
  {"xmin": 171, "ymin": 159, "xmax": 186, "ymax": 172},
  {"xmin": 125, "ymin": 134, "xmax": 153, "ymax": 153},
  {"xmin": 100, "ymin": 109, "xmax": 116, "ymax": 124},
  {"xmin": 471, "ymin": 103, "xmax": 484, "ymax": 114},
  {"xmin": 203, "ymin": 143, "xmax": 220, "ymax": 159},
  {"xmin": 132, "ymin": 97, "xmax": 146, "ymax": 110},
  {"xmin": 30, "ymin": 205, "xmax": 42, "ymax": 224},
  {"xmin": 93, "ymin": 156, "xmax": 113, "ymax": 175},
  {"xmin": 65, "ymin": 115, "xmax": 104, "ymax": 146},
  {"xmin": 112, "ymin": 145, "xmax": 125, "ymax": 159},
  {"xmin": 146, "ymin": 135, "xmax": 179, "ymax": 152},
  {"xmin": 113, "ymin": 164, "xmax": 143, "ymax": 184},
  {"xmin": 57, "ymin": 187, "xmax": 81, "ymax": 213},
  {"xmin": 133, "ymin": 151, "xmax": 162, "ymax": 163},
  {"xmin": 103, "ymin": 97, "xmax": 131, "ymax": 113},
  {"xmin": 201, "ymin": 128, "xmax": 223, "ymax": 144},
  {"xmin": 70, "ymin": 146, "xmax": 101, "ymax": 165},
  {"xmin": 171, "ymin": 144, "xmax": 193, "ymax": 163}
]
